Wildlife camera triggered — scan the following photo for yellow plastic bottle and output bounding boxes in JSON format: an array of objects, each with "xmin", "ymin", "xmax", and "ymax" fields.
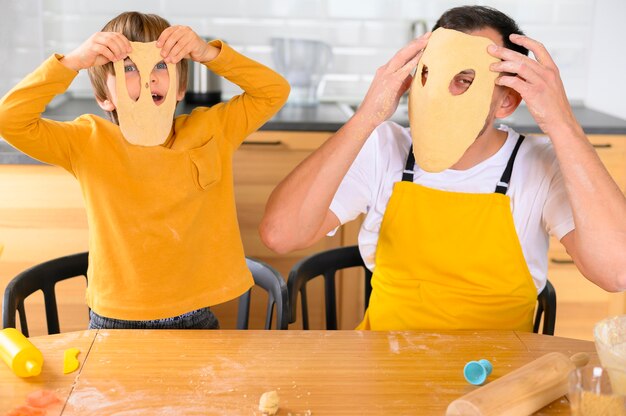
[{"xmin": 0, "ymin": 328, "xmax": 44, "ymax": 377}]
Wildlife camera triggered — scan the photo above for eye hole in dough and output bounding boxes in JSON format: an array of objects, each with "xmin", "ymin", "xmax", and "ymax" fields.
[{"xmin": 449, "ymin": 69, "xmax": 475, "ymax": 96}]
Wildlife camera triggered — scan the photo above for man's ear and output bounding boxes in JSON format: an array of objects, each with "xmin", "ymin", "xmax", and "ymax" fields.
[
  {"xmin": 97, "ymin": 97, "xmax": 116, "ymax": 112},
  {"xmin": 494, "ymin": 86, "xmax": 522, "ymax": 119}
]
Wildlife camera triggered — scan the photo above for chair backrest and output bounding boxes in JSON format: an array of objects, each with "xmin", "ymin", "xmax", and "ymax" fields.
[
  {"xmin": 288, "ymin": 245, "xmax": 557, "ymax": 334},
  {"xmin": 533, "ymin": 279, "xmax": 557, "ymax": 335},
  {"xmin": 238, "ymin": 257, "xmax": 289, "ymax": 330},
  {"xmin": 3, "ymin": 253, "xmax": 289, "ymax": 335},
  {"xmin": 287, "ymin": 245, "xmax": 372, "ymax": 329},
  {"xmin": 2, "ymin": 252, "xmax": 88, "ymax": 336}
]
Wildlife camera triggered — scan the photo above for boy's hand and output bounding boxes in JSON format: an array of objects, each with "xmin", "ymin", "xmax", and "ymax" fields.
[
  {"xmin": 355, "ymin": 32, "xmax": 431, "ymax": 131},
  {"xmin": 61, "ymin": 32, "xmax": 132, "ymax": 72},
  {"xmin": 157, "ymin": 26, "xmax": 219, "ymax": 64}
]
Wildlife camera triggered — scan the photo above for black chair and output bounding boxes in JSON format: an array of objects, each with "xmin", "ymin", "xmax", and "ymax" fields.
[
  {"xmin": 288, "ymin": 245, "xmax": 557, "ymax": 335},
  {"xmin": 3, "ymin": 252, "xmax": 289, "ymax": 335},
  {"xmin": 534, "ymin": 279, "xmax": 557, "ymax": 335},
  {"xmin": 288, "ymin": 245, "xmax": 372, "ymax": 330},
  {"xmin": 3, "ymin": 252, "xmax": 88, "ymax": 336}
]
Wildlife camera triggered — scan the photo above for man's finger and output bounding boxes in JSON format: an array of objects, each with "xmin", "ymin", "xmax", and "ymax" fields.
[
  {"xmin": 388, "ymin": 32, "xmax": 431, "ymax": 71},
  {"xmin": 509, "ymin": 34, "xmax": 557, "ymax": 70}
]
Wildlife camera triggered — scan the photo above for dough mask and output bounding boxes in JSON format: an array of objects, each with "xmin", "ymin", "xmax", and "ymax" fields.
[
  {"xmin": 113, "ymin": 41, "xmax": 177, "ymax": 146},
  {"xmin": 408, "ymin": 27, "xmax": 500, "ymax": 172}
]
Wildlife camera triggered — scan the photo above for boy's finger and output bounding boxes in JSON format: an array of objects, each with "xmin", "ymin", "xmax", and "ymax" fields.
[
  {"xmin": 106, "ymin": 33, "xmax": 131, "ymax": 59},
  {"xmin": 156, "ymin": 26, "xmax": 176, "ymax": 48},
  {"xmin": 92, "ymin": 44, "xmax": 117, "ymax": 63},
  {"xmin": 169, "ymin": 38, "xmax": 195, "ymax": 63}
]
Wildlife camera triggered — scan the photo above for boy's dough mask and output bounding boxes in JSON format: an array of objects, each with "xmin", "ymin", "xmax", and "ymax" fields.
[
  {"xmin": 408, "ymin": 28, "xmax": 500, "ymax": 172},
  {"xmin": 113, "ymin": 42, "xmax": 177, "ymax": 146}
]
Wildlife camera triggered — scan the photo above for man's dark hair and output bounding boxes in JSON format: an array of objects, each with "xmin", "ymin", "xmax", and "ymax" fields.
[{"xmin": 433, "ymin": 6, "xmax": 529, "ymax": 56}]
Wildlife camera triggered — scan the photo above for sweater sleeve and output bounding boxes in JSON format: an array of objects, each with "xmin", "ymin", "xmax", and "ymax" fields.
[
  {"xmin": 202, "ymin": 40, "xmax": 290, "ymax": 148},
  {"xmin": 0, "ymin": 54, "xmax": 89, "ymax": 172}
]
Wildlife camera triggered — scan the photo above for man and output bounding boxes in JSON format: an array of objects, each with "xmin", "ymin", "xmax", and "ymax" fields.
[{"xmin": 260, "ymin": 6, "xmax": 626, "ymax": 330}]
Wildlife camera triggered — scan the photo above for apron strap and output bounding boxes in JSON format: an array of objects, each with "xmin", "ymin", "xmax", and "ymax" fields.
[
  {"xmin": 402, "ymin": 134, "xmax": 526, "ymax": 195},
  {"xmin": 402, "ymin": 146, "xmax": 416, "ymax": 182},
  {"xmin": 494, "ymin": 134, "xmax": 525, "ymax": 194}
]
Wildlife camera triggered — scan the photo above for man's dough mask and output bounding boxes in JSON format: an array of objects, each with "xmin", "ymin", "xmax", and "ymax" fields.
[
  {"xmin": 113, "ymin": 41, "xmax": 177, "ymax": 146},
  {"xmin": 408, "ymin": 27, "xmax": 500, "ymax": 172}
]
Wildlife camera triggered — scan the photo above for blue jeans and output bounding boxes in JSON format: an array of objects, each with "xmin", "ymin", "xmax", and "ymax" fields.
[{"xmin": 88, "ymin": 307, "xmax": 219, "ymax": 330}]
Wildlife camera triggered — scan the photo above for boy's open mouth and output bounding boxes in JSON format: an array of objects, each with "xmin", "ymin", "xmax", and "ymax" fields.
[{"xmin": 151, "ymin": 93, "xmax": 165, "ymax": 105}]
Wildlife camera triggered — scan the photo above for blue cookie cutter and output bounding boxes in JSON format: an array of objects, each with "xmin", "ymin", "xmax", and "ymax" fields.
[{"xmin": 463, "ymin": 359, "xmax": 493, "ymax": 385}]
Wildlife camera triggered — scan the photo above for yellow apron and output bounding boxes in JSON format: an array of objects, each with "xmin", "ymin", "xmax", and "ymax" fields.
[{"xmin": 357, "ymin": 136, "xmax": 537, "ymax": 331}]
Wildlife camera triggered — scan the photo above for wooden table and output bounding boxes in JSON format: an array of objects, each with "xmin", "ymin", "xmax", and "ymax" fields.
[{"xmin": 1, "ymin": 330, "xmax": 598, "ymax": 415}]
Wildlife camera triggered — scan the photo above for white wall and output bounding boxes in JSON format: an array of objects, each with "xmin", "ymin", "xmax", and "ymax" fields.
[
  {"xmin": 0, "ymin": 0, "xmax": 619, "ymax": 115},
  {"xmin": 0, "ymin": 0, "xmax": 44, "ymax": 97},
  {"xmin": 585, "ymin": 0, "xmax": 626, "ymax": 119}
]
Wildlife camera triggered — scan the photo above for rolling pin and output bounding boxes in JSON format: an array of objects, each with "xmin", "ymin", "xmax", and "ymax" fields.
[{"xmin": 446, "ymin": 352, "xmax": 589, "ymax": 416}]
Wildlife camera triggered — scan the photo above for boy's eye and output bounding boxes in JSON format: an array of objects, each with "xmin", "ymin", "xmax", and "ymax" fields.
[{"xmin": 155, "ymin": 61, "xmax": 167, "ymax": 70}]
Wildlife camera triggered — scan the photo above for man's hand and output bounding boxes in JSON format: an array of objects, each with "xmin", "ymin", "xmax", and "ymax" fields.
[
  {"xmin": 61, "ymin": 32, "xmax": 132, "ymax": 72},
  {"xmin": 157, "ymin": 26, "xmax": 219, "ymax": 64},
  {"xmin": 355, "ymin": 32, "xmax": 431, "ymax": 132},
  {"xmin": 488, "ymin": 34, "xmax": 579, "ymax": 137}
]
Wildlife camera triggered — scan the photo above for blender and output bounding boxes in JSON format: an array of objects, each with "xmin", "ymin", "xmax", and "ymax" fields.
[{"xmin": 271, "ymin": 38, "xmax": 333, "ymax": 106}]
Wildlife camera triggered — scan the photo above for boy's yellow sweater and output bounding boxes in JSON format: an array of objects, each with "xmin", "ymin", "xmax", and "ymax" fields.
[{"xmin": 0, "ymin": 41, "xmax": 290, "ymax": 320}]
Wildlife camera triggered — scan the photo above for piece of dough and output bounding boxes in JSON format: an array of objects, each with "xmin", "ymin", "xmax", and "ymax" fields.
[
  {"xmin": 259, "ymin": 390, "xmax": 280, "ymax": 415},
  {"xmin": 408, "ymin": 27, "xmax": 500, "ymax": 172},
  {"xmin": 113, "ymin": 41, "xmax": 177, "ymax": 146}
]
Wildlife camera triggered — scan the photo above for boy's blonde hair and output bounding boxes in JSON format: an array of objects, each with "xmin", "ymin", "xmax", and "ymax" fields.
[{"xmin": 88, "ymin": 11, "xmax": 189, "ymax": 124}]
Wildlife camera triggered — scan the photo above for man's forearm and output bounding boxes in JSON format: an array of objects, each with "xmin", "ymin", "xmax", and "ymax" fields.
[
  {"xmin": 551, "ymin": 123, "xmax": 626, "ymax": 290},
  {"xmin": 260, "ymin": 114, "xmax": 375, "ymax": 253}
]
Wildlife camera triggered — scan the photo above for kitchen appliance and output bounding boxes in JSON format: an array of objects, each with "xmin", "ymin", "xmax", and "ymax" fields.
[
  {"xmin": 271, "ymin": 38, "xmax": 332, "ymax": 106},
  {"xmin": 185, "ymin": 37, "xmax": 222, "ymax": 105}
]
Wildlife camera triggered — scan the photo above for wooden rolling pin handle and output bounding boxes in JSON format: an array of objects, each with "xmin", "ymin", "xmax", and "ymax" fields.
[{"xmin": 446, "ymin": 352, "xmax": 589, "ymax": 416}]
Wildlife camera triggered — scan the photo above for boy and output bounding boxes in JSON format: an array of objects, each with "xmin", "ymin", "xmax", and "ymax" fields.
[
  {"xmin": 260, "ymin": 6, "xmax": 626, "ymax": 330},
  {"xmin": 0, "ymin": 12, "xmax": 290, "ymax": 329}
]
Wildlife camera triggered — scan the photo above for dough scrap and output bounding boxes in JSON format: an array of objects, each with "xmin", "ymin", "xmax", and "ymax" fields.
[{"xmin": 259, "ymin": 390, "xmax": 280, "ymax": 415}]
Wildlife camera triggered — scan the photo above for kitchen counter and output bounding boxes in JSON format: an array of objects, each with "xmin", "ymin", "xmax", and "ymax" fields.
[
  {"xmin": 39, "ymin": 97, "xmax": 354, "ymax": 132},
  {"xmin": 2, "ymin": 96, "xmax": 626, "ymax": 164},
  {"xmin": 390, "ymin": 103, "xmax": 626, "ymax": 135}
]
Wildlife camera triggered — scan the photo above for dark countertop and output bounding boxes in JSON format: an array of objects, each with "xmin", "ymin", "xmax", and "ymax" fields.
[
  {"xmin": 39, "ymin": 98, "xmax": 354, "ymax": 132},
  {"xmin": 389, "ymin": 103, "xmax": 626, "ymax": 135},
  {"xmin": 2, "ymin": 96, "xmax": 626, "ymax": 164}
]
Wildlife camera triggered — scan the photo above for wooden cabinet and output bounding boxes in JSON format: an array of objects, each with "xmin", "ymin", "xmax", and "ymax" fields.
[{"xmin": 547, "ymin": 135, "xmax": 626, "ymax": 340}]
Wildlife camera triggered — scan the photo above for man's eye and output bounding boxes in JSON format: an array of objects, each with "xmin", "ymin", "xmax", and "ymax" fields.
[
  {"xmin": 155, "ymin": 62, "xmax": 167, "ymax": 70},
  {"xmin": 124, "ymin": 65, "xmax": 137, "ymax": 72}
]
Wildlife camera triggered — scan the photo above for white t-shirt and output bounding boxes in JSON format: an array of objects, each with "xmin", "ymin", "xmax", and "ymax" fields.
[{"xmin": 329, "ymin": 121, "xmax": 575, "ymax": 293}]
